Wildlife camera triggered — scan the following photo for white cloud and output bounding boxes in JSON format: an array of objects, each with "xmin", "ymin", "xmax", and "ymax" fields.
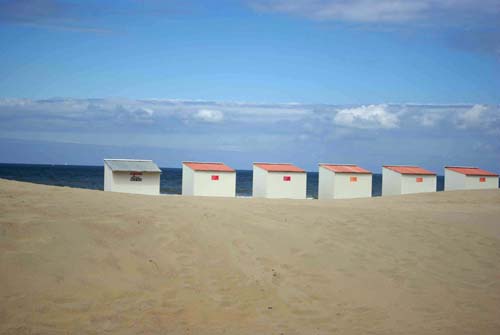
[
  {"xmin": 333, "ymin": 104, "xmax": 399, "ymax": 129},
  {"xmin": 415, "ymin": 112, "xmax": 444, "ymax": 127},
  {"xmin": 2, "ymin": 99, "xmax": 500, "ymax": 170},
  {"xmin": 139, "ymin": 107, "xmax": 154, "ymax": 117},
  {"xmin": 249, "ymin": 0, "xmax": 500, "ymax": 23},
  {"xmin": 455, "ymin": 104, "xmax": 488, "ymax": 129},
  {"xmin": 2, "ymin": 98, "xmax": 499, "ymax": 136},
  {"xmin": 193, "ymin": 109, "xmax": 224, "ymax": 123}
]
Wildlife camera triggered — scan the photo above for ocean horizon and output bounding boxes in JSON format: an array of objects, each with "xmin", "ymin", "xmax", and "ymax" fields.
[{"xmin": 0, "ymin": 163, "xmax": 455, "ymax": 198}]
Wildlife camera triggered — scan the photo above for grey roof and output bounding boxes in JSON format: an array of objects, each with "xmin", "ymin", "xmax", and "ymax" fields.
[{"xmin": 104, "ymin": 159, "xmax": 161, "ymax": 173}]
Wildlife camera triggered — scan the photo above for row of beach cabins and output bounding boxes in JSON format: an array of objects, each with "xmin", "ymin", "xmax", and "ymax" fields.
[{"xmin": 103, "ymin": 159, "xmax": 499, "ymax": 199}]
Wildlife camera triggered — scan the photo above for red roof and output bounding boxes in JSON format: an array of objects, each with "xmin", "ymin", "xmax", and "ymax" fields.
[
  {"xmin": 320, "ymin": 164, "xmax": 371, "ymax": 174},
  {"xmin": 183, "ymin": 162, "xmax": 235, "ymax": 172},
  {"xmin": 384, "ymin": 165, "xmax": 436, "ymax": 175},
  {"xmin": 446, "ymin": 166, "xmax": 498, "ymax": 177},
  {"xmin": 254, "ymin": 163, "xmax": 305, "ymax": 173}
]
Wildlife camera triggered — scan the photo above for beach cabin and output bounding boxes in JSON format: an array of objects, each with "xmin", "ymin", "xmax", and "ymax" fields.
[
  {"xmin": 253, "ymin": 163, "xmax": 307, "ymax": 199},
  {"xmin": 104, "ymin": 159, "xmax": 161, "ymax": 195},
  {"xmin": 182, "ymin": 161, "xmax": 236, "ymax": 197},
  {"xmin": 444, "ymin": 166, "xmax": 499, "ymax": 191},
  {"xmin": 382, "ymin": 165, "xmax": 436, "ymax": 196},
  {"xmin": 318, "ymin": 164, "xmax": 372, "ymax": 200}
]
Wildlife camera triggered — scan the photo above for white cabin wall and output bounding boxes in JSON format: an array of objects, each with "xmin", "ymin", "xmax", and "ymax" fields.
[
  {"xmin": 182, "ymin": 165, "xmax": 195, "ymax": 196},
  {"xmin": 401, "ymin": 174, "xmax": 436, "ymax": 194},
  {"xmin": 104, "ymin": 163, "xmax": 113, "ymax": 191},
  {"xmin": 444, "ymin": 169, "xmax": 465, "ymax": 191},
  {"xmin": 192, "ymin": 171, "xmax": 236, "ymax": 197},
  {"xmin": 318, "ymin": 166, "xmax": 334, "ymax": 200},
  {"xmin": 333, "ymin": 173, "xmax": 372, "ymax": 199},
  {"xmin": 252, "ymin": 166, "xmax": 267, "ymax": 198},
  {"xmin": 465, "ymin": 175, "xmax": 498, "ymax": 190},
  {"xmin": 382, "ymin": 168, "xmax": 402, "ymax": 196},
  {"xmin": 110, "ymin": 171, "xmax": 160, "ymax": 195},
  {"xmin": 265, "ymin": 172, "xmax": 307, "ymax": 199}
]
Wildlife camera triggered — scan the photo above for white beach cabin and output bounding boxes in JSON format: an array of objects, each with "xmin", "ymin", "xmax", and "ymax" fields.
[
  {"xmin": 318, "ymin": 164, "xmax": 372, "ymax": 200},
  {"xmin": 444, "ymin": 166, "xmax": 499, "ymax": 191},
  {"xmin": 253, "ymin": 163, "xmax": 307, "ymax": 199},
  {"xmin": 182, "ymin": 161, "xmax": 236, "ymax": 197},
  {"xmin": 382, "ymin": 165, "xmax": 436, "ymax": 196},
  {"xmin": 104, "ymin": 159, "xmax": 161, "ymax": 195}
]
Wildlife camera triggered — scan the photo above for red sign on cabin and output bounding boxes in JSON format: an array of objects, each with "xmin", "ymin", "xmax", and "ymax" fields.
[
  {"xmin": 479, "ymin": 177, "xmax": 486, "ymax": 182},
  {"xmin": 350, "ymin": 176, "xmax": 358, "ymax": 182},
  {"xmin": 211, "ymin": 175, "xmax": 219, "ymax": 181},
  {"xmin": 283, "ymin": 176, "xmax": 291, "ymax": 182},
  {"xmin": 416, "ymin": 177, "xmax": 423, "ymax": 183},
  {"xmin": 129, "ymin": 171, "xmax": 143, "ymax": 182}
]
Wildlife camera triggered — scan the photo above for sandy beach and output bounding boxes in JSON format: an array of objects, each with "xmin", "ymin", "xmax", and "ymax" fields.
[{"xmin": 1, "ymin": 178, "xmax": 499, "ymax": 334}]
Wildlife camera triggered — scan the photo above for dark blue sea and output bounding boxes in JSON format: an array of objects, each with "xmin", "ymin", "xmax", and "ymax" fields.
[{"xmin": 0, "ymin": 163, "xmax": 447, "ymax": 198}]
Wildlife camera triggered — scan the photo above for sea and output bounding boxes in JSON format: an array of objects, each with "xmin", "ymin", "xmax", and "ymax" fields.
[{"xmin": 0, "ymin": 163, "xmax": 448, "ymax": 198}]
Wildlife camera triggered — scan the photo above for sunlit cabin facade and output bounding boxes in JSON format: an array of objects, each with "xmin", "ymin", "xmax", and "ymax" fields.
[
  {"xmin": 182, "ymin": 161, "xmax": 236, "ymax": 197},
  {"xmin": 382, "ymin": 165, "xmax": 436, "ymax": 196},
  {"xmin": 318, "ymin": 164, "xmax": 372, "ymax": 199},
  {"xmin": 104, "ymin": 159, "xmax": 161, "ymax": 195},
  {"xmin": 445, "ymin": 166, "xmax": 498, "ymax": 191},
  {"xmin": 253, "ymin": 163, "xmax": 307, "ymax": 199}
]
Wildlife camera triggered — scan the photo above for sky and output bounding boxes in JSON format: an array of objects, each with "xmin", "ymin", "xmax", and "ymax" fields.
[{"xmin": 0, "ymin": 0, "xmax": 499, "ymax": 172}]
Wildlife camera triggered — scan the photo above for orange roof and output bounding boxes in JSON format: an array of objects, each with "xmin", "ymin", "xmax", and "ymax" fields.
[
  {"xmin": 384, "ymin": 165, "xmax": 436, "ymax": 175},
  {"xmin": 320, "ymin": 164, "xmax": 371, "ymax": 174},
  {"xmin": 183, "ymin": 161, "xmax": 235, "ymax": 172},
  {"xmin": 254, "ymin": 163, "xmax": 305, "ymax": 173},
  {"xmin": 446, "ymin": 166, "xmax": 498, "ymax": 177}
]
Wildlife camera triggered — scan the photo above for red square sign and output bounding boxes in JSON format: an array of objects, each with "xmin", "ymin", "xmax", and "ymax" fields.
[
  {"xmin": 211, "ymin": 175, "xmax": 219, "ymax": 181},
  {"xmin": 479, "ymin": 177, "xmax": 486, "ymax": 182},
  {"xmin": 416, "ymin": 177, "xmax": 423, "ymax": 183},
  {"xmin": 283, "ymin": 176, "xmax": 291, "ymax": 181},
  {"xmin": 350, "ymin": 176, "xmax": 358, "ymax": 182}
]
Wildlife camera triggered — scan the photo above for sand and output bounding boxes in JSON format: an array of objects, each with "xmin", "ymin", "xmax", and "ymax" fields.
[{"xmin": 1, "ymin": 178, "xmax": 500, "ymax": 334}]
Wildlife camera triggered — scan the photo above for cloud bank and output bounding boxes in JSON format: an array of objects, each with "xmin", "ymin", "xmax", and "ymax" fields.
[
  {"xmin": 194, "ymin": 109, "xmax": 224, "ymax": 123},
  {"xmin": 334, "ymin": 105, "xmax": 399, "ymax": 129},
  {"xmin": 0, "ymin": 98, "xmax": 499, "ymax": 171}
]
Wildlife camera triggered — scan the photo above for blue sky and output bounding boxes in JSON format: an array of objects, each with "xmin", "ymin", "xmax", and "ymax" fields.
[{"xmin": 0, "ymin": 0, "xmax": 499, "ymax": 172}]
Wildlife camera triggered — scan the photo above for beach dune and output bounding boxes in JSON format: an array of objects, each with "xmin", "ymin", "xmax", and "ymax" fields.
[{"xmin": 1, "ymin": 178, "xmax": 500, "ymax": 334}]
